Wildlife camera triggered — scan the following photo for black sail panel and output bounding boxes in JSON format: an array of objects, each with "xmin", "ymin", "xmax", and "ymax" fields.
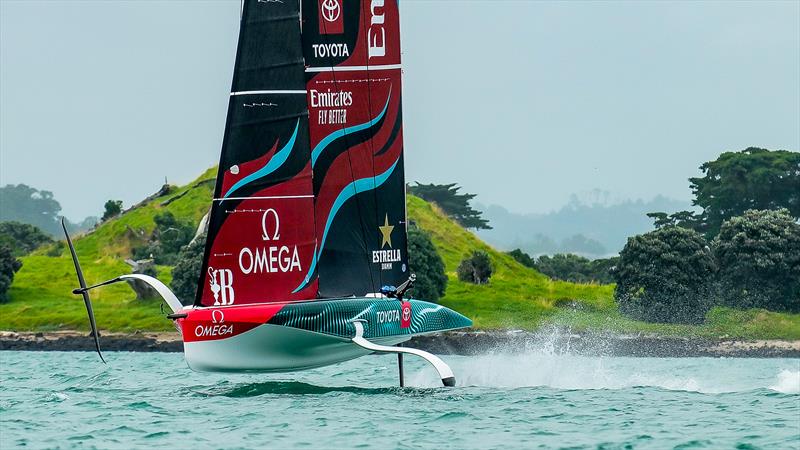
[{"xmin": 196, "ymin": 0, "xmax": 318, "ymax": 306}]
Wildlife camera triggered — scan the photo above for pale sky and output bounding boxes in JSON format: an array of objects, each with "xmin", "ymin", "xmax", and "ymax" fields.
[{"xmin": 1, "ymin": 0, "xmax": 798, "ymax": 220}]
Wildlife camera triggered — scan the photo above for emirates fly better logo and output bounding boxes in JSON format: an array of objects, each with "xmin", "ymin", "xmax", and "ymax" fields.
[{"xmin": 319, "ymin": 0, "xmax": 343, "ymax": 34}]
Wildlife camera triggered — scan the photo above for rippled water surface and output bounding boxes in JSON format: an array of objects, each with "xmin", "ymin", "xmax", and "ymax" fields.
[{"xmin": 1, "ymin": 350, "xmax": 798, "ymax": 449}]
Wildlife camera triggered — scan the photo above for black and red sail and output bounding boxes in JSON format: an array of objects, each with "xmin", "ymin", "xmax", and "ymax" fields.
[{"xmin": 197, "ymin": 0, "xmax": 408, "ymax": 306}]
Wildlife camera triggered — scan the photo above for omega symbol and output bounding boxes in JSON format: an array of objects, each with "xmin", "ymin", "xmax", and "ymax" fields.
[{"xmin": 261, "ymin": 208, "xmax": 280, "ymax": 241}]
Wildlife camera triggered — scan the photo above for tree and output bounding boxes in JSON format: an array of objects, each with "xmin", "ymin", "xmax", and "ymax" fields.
[
  {"xmin": 101, "ymin": 200, "xmax": 123, "ymax": 222},
  {"xmin": 408, "ymin": 182, "xmax": 491, "ymax": 230},
  {"xmin": 712, "ymin": 209, "xmax": 800, "ymax": 312},
  {"xmin": 170, "ymin": 233, "xmax": 206, "ymax": 305},
  {"xmin": 0, "ymin": 184, "xmax": 63, "ymax": 236},
  {"xmin": 132, "ymin": 212, "xmax": 195, "ymax": 265},
  {"xmin": 614, "ymin": 227, "xmax": 716, "ymax": 324},
  {"xmin": 647, "ymin": 210, "xmax": 702, "ymax": 231},
  {"xmin": 588, "ymin": 257, "xmax": 619, "ymax": 284},
  {"xmin": 533, "ymin": 253, "xmax": 616, "ymax": 284},
  {"xmin": 537, "ymin": 254, "xmax": 592, "ymax": 282},
  {"xmin": 457, "ymin": 250, "xmax": 493, "ymax": 284},
  {"xmin": 0, "ymin": 246, "xmax": 23, "ymax": 303},
  {"xmin": 508, "ymin": 248, "xmax": 536, "ymax": 268},
  {"xmin": 690, "ymin": 148, "xmax": 800, "ymax": 236},
  {"xmin": 0, "ymin": 222, "xmax": 53, "ymax": 256},
  {"xmin": 407, "ymin": 225, "xmax": 447, "ymax": 301}
]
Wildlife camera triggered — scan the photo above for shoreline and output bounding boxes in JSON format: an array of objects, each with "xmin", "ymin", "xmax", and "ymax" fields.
[{"xmin": 1, "ymin": 330, "xmax": 798, "ymax": 358}]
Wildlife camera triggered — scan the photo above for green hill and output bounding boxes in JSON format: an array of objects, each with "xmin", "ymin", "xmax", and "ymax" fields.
[
  {"xmin": 0, "ymin": 168, "xmax": 217, "ymax": 332},
  {"xmin": 1, "ymin": 168, "xmax": 798, "ymax": 339}
]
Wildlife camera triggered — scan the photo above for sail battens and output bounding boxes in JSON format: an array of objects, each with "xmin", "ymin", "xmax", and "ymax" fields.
[
  {"xmin": 305, "ymin": 64, "xmax": 402, "ymax": 73},
  {"xmin": 214, "ymin": 195, "xmax": 314, "ymax": 201},
  {"xmin": 197, "ymin": 0, "xmax": 318, "ymax": 306},
  {"xmin": 231, "ymin": 90, "xmax": 307, "ymax": 96}
]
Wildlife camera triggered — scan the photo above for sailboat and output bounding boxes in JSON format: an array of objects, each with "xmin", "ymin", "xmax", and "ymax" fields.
[{"xmin": 64, "ymin": 0, "xmax": 472, "ymax": 386}]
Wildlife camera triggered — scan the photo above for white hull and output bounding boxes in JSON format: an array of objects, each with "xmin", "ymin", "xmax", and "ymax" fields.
[{"xmin": 184, "ymin": 323, "xmax": 411, "ymax": 373}]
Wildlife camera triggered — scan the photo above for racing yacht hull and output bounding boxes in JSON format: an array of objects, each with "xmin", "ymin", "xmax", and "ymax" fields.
[{"xmin": 177, "ymin": 298, "xmax": 472, "ymax": 373}]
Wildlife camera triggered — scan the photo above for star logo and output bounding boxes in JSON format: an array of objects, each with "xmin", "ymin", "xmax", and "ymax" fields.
[{"xmin": 378, "ymin": 214, "xmax": 394, "ymax": 249}]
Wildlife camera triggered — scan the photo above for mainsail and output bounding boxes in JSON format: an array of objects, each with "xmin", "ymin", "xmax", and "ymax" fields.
[{"xmin": 197, "ymin": 0, "xmax": 408, "ymax": 306}]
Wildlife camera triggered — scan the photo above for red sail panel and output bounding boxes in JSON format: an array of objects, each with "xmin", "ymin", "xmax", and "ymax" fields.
[
  {"xmin": 197, "ymin": 0, "xmax": 318, "ymax": 306},
  {"xmin": 299, "ymin": 0, "xmax": 408, "ymax": 297}
]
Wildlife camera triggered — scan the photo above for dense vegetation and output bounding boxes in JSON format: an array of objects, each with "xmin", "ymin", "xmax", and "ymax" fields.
[
  {"xmin": 0, "ymin": 222, "xmax": 53, "ymax": 256},
  {"xmin": 508, "ymin": 250, "xmax": 616, "ymax": 284},
  {"xmin": 621, "ymin": 148, "xmax": 800, "ymax": 322},
  {"xmin": 614, "ymin": 227, "xmax": 716, "ymax": 324},
  {"xmin": 615, "ymin": 210, "xmax": 800, "ymax": 323},
  {"xmin": 713, "ymin": 209, "xmax": 799, "ymax": 312},
  {"xmin": 407, "ymin": 224, "xmax": 447, "ymax": 301},
  {"xmin": 0, "ymin": 246, "xmax": 23, "ymax": 303},
  {"xmin": 170, "ymin": 232, "xmax": 206, "ymax": 305},
  {"xmin": 648, "ymin": 148, "xmax": 799, "ymax": 237}
]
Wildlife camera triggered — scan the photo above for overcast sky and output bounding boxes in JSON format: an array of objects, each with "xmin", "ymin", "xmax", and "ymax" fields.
[{"xmin": 1, "ymin": 0, "xmax": 798, "ymax": 220}]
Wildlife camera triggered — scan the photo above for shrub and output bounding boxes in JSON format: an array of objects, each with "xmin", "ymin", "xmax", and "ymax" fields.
[
  {"xmin": 101, "ymin": 200, "xmax": 123, "ymax": 222},
  {"xmin": 614, "ymin": 227, "xmax": 716, "ymax": 324},
  {"xmin": 170, "ymin": 233, "xmax": 206, "ymax": 305},
  {"xmin": 407, "ymin": 225, "xmax": 447, "ymax": 301},
  {"xmin": 507, "ymin": 248, "xmax": 535, "ymax": 268},
  {"xmin": 508, "ymin": 249, "xmax": 616, "ymax": 284},
  {"xmin": 457, "ymin": 250, "xmax": 493, "ymax": 284},
  {"xmin": 713, "ymin": 209, "xmax": 800, "ymax": 312},
  {"xmin": 535, "ymin": 253, "xmax": 617, "ymax": 284},
  {"xmin": 0, "ymin": 246, "xmax": 23, "ymax": 303},
  {"xmin": 132, "ymin": 212, "xmax": 195, "ymax": 265}
]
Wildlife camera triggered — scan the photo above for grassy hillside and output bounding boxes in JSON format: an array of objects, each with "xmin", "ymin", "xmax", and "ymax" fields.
[
  {"xmin": 1, "ymin": 169, "xmax": 798, "ymax": 339},
  {"xmin": 0, "ymin": 167, "xmax": 217, "ymax": 332}
]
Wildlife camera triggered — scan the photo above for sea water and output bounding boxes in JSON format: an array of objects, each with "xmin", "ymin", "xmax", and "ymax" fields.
[{"xmin": 1, "ymin": 350, "xmax": 798, "ymax": 449}]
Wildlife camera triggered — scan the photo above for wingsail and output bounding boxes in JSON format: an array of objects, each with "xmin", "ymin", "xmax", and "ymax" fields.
[{"xmin": 198, "ymin": 0, "xmax": 408, "ymax": 305}]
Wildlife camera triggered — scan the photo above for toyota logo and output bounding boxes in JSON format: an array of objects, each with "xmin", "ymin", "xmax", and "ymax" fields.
[{"xmin": 321, "ymin": 0, "xmax": 340, "ymax": 23}]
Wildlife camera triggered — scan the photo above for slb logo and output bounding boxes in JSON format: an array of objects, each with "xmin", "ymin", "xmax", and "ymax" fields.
[{"xmin": 318, "ymin": 0, "xmax": 343, "ymax": 35}]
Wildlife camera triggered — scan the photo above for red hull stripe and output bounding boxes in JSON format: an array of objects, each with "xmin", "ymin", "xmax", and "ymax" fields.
[{"xmin": 180, "ymin": 304, "xmax": 285, "ymax": 343}]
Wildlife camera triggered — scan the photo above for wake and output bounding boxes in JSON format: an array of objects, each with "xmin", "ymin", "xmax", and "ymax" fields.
[
  {"xmin": 404, "ymin": 332, "xmax": 800, "ymax": 394},
  {"xmin": 770, "ymin": 369, "xmax": 800, "ymax": 394}
]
